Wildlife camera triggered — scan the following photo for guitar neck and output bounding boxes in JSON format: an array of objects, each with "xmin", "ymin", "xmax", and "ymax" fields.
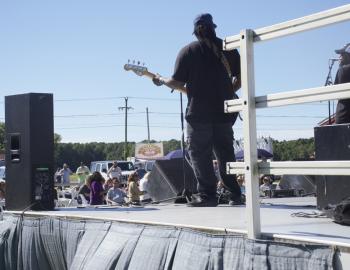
[
  {"xmin": 125, "ymin": 64, "xmax": 187, "ymax": 93},
  {"xmin": 143, "ymin": 71, "xmax": 156, "ymax": 79}
]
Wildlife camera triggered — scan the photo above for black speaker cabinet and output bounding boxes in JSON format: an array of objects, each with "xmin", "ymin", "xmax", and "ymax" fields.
[
  {"xmin": 148, "ymin": 158, "xmax": 197, "ymax": 202},
  {"xmin": 314, "ymin": 124, "xmax": 350, "ymax": 209},
  {"xmin": 5, "ymin": 93, "xmax": 55, "ymax": 210}
]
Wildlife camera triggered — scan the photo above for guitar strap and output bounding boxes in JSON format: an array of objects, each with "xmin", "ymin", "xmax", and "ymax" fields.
[
  {"xmin": 204, "ymin": 39, "xmax": 241, "ymax": 122},
  {"xmin": 204, "ymin": 39, "xmax": 232, "ymax": 79}
]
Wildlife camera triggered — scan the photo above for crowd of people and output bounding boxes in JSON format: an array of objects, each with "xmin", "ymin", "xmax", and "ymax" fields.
[
  {"xmin": 55, "ymin": 161, "xmax": 151, "ymax": 207},
  {"xmin": 54, "ymin": 157, "xmax": 292, "ymax": 208},
  {"xmin": 55, "ymin": 162, "xmax": 90, "ymax": 186},
  {"xmin": 55, "ymin": 158, "xmax": 249, "ymax": 207}
]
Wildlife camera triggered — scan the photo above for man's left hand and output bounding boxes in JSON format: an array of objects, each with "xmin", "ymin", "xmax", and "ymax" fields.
[{"xmin": 152, "ymin": 74, "xmax": 164, "ymax": 86}]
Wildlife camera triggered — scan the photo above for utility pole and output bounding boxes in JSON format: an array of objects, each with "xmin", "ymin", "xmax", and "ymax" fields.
[
  {"xmin": 118, "ymin": 97, "xmax": 133, "ymax": 160},
  {"xmin": 146, "ymin": 107, "xmax": 150, "ymax": 143}
]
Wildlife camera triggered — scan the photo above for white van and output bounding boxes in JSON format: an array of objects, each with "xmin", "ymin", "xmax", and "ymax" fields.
[{"xmin": 90, "ymin": 160, "xmax": 135, "ymax": 183}]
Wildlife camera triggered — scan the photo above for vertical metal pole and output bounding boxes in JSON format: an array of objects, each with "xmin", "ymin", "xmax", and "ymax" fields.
[
  {"xmin": 240, "ymin": 29, "xmax": 261, "ymax": 239},
  {"xmin": 119, "ymin": 97, "xmax": 132, "ymax": 160},
  {"xmin": 146, "ymin": 107, "xmax": 150, "ymax": 143},
  {"xmin": 180, "ymin": 93, "xmax": 185, "ymax": 151},
  {"xmin": 179, "ymin": 93, "xmax": 187, "ymax": 194},
  {"xmin": 124, "ymin": 97, "xmax": 128, "ymax": 160}
]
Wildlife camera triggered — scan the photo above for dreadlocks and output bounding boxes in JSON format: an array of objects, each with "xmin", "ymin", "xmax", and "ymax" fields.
[{"xmin": 193, "ymin": 23, "xmax": 217, "ymax": 42}]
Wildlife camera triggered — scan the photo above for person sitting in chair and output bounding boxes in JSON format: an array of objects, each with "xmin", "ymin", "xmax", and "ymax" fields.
[
  {"xmin": 106, "ymin": 178, "xmax": 127, "ymax": 205},
  {"xmin": 127, "ymin": 172, "xmax": 145, "ymax": 205}
]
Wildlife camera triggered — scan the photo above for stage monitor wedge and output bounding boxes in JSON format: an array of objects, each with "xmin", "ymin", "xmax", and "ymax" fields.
[
  {"xmin": 314, "ymin": 124, "xmax": 350, "ymax": 209},
  {"xmin": 148, "ymin": 158, "xmax": 197, "ymax": 202},
  {"xmin": 5, "ymin": 93, "xmax": 55, "ymax": 210}
]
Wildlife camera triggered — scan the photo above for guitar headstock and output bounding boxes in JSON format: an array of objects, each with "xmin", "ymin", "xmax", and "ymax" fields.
[{"xmin": 124, "ymin": 61, "xmax": 148, "ymax": 76}]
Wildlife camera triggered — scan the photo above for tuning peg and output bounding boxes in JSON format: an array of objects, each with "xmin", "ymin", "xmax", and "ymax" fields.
[
  {"xmin": 142, "ymin": 62, "xmax": 145, "ymax": 66},
  {"xmin": 128, "ymin": 59, "xmax": 130, "ymax": 63}
]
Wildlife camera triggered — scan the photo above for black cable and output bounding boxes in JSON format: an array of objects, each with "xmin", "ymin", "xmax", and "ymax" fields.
[
  {"xmin": 19, "ymin": 202, "xmax": 40, "ymax": 217},
  {"xmin": 151, "ymin": 194, "xmax": 187, "ymax": 204},
  {"xmin": 301, "ymin": 192, "xmax": 316, "ymax": 197},
  {"xmin": 291, "ymin": 211, "xmax": 327, "ymax": 218},
  {"xmin": 18, "ymin": 201, "xmax": 40, "ymax": 268}
]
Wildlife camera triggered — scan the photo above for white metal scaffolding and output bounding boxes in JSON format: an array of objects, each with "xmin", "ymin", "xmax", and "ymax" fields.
[{"xmin": 224, "ymin": 4, "xmax": 350, "ymax": 239}]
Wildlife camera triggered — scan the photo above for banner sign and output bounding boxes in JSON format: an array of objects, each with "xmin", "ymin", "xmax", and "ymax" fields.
[{"xmin": 135, "ymin": 143, "xmax": 163, "ymax": 159}]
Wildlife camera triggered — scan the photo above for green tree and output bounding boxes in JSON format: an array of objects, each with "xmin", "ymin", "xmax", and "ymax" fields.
[
  {"xmin": 163, "ymin": 139, "xmax": 182, "ymax": 155},
  {"xmin": 272, "ymin": 138, "xmax": 314, "ymax": 161},
  {"xmin": 54, "ymin": 133, "xmax": 62, "ymax": 145}
]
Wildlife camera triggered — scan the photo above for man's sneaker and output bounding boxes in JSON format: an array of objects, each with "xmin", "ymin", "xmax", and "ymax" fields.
[{"xmin": 187, "ymin": 194, "xmax": 218, "ymax": 207}]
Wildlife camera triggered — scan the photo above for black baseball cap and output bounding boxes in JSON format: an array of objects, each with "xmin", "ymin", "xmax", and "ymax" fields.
[
  {"xmin": 335, "ymin": 43, "xmax": 350, "ymax": 54},
  {"xmin": 193, "ymin": 13, "xmax": 217, "ymax": 28}
]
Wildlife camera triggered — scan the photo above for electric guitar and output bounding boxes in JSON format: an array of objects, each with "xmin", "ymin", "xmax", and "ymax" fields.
[{"xmin": 124, "ymin": 62, "xmax": 187, "ymax": 93}]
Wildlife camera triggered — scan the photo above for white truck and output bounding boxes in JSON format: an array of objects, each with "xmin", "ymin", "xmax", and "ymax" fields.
[{"xmin": 90, "ymin": 160, "xmax": 135, "ymax": 183}]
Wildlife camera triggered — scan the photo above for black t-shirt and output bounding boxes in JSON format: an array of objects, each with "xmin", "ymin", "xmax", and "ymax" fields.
[
  {"xmin": 172, "ymin": 37, "xmax": 240, "ymax": 123},
  {"xmin": 335, "ymin": 64, "xmax": 350, "ymax": 124}
]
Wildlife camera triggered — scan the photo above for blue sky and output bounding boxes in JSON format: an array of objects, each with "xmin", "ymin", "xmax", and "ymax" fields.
[{"xmin": 0, "ymin": 1, "xmax": 349, "ymax": 143}]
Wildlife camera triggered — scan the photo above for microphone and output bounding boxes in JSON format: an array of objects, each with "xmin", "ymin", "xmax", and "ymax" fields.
[{"xmin": 329, "ymin": 58, "xmax": 339, "ymax": 61}]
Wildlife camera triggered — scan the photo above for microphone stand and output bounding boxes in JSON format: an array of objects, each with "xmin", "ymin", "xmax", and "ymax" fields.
[
  {"xmin": 174, "ymin": 92, "xmax": 192, "ymax": 203},
  {"xmin": 325, "ymin": 59, "xmax": 337, "ymax": 124}
]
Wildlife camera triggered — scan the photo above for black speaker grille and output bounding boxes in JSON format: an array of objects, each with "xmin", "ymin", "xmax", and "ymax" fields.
[
  {"xmin": 148, "ymin": 159, "xmax": 197, "ymax": 202},
  {"xmin": 314, "ymin": 125, "xmax": 350, "ymax": 209}
]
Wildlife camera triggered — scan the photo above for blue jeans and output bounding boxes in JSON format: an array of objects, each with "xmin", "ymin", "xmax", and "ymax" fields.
[{"xmin": 187, "ymin": 121, "xmax": 241, "ymax": 199}]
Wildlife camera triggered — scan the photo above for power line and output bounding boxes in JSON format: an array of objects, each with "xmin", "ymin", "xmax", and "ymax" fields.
[
  {"xmin": 54, "ymin": 96, "xmax": 178, "ymax": 102},
  {"xmin": 55, "ymin": 125, "xmax": 317, "ymax": 131},
  {"xmin": 0, "ymin": 96, "xmax": 180, "ymax": 104},
  {"xmin": 56, "ymin": 124, "xmax": 180, "ymax": 130},
  {"xmin": 256, "ymin": 115, "xmax": 323, "ymax": 118},
  {"xmin": 129, "ymin": 96, "xmax": 179, "ymax": 101},
  {"xmin": 0, "ymin": 113, "xmax": 326, "ymax": 120},
  {"xmin": 54, "ymin": 112, "xmax": 146, "ymax": 118},
  {"xmin": 58, "ymin": 120, "xmax": 319, "ymax": 126},
  {"xmin": 0, "ymin": 98, "xmax": 333, "ymax": 105},
  {"xmin": 149, "ymin": 112, "xmax": 180, "ymax": 115},
  {"xmin": 55, "ymin": 97, "xmax": 124, "ymax": 102},
  {"xmin": 54, "ymin": 112, "xmax": 181, "ymax": 118}
]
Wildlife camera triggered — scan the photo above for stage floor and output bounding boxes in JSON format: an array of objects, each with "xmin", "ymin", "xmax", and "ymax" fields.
[{"xmin": 9, "ymin": 197, "xmax": 350, "ymax": 249}]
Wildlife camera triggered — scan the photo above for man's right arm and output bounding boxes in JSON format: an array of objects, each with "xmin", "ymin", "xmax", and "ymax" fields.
[
  {"xmin": 152, "ymin": 45, "xmax": 189, "ymax": 94},
  {"xmin": 152, "ymin": 76, "xmax": 187, "ymax": 94}
]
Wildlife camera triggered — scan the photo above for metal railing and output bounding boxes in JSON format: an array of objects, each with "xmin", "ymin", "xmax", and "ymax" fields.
[{"xmin": 223, "ymin": 4, "xmax": 350, "ymax": 239}]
